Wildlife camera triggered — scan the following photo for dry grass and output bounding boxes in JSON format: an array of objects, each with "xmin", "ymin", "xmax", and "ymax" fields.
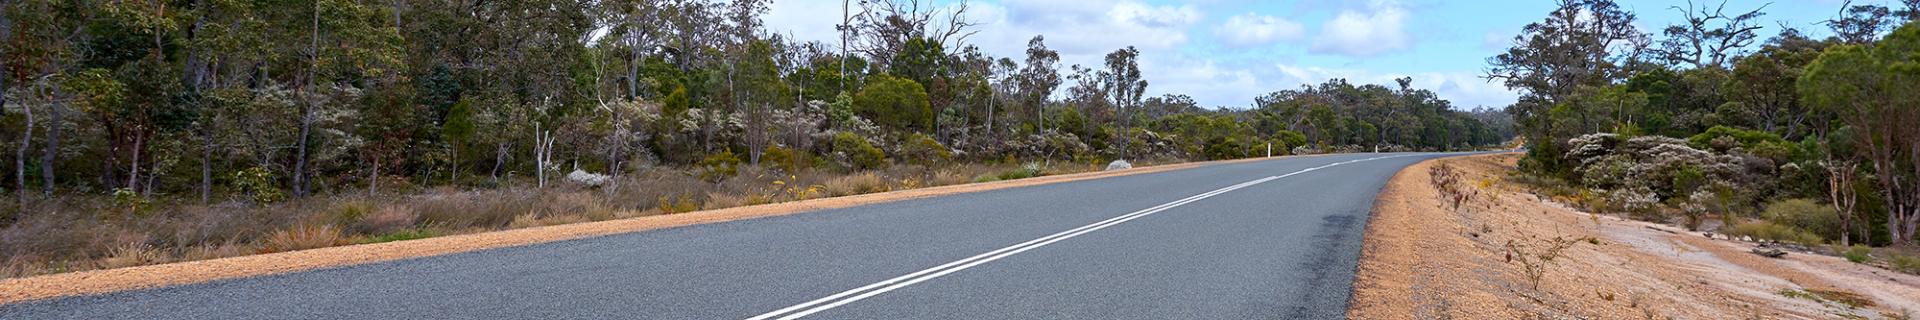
[
  {"xmin": 824, "ymin": 172, "xmax": 889, "ymax": 197},
  {"xmin": 257, "ymin": 225, "xmax": 347, "ymax": 254},
  {"xmin": 95, "ymin": 244, "xmax": 168, "ymax": 270},
  {"xmin": 0, "ymin": 161, "xmax": 1106, "ymax": 279}
]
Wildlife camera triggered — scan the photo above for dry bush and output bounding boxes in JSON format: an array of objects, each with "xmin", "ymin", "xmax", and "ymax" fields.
[
  {"xmin": 353, "ymin": 205, "xmax": 418, "ymax": 235},
  {"xmin": 824, "ymin": 172, "xmax": 888, "ymax": 196},
  {"xmin": 930, "ymin": 169, "xmax": 971, "ymax": 186},
  {"xmin": 657, "ymin": 194, "xmax": 700, "ymax": 214},
  {"xmin": 1891, "ymin": 254, "xmax": 1920, "ymax": 275},
  {"xmin": 416, "ymin": 191, "xmax": 534, "ymax": 229},
  {"xmin": 258, "ymin": 225, "xmax": 346, "ymax": 254},
  {"xmin": 95, "ymin": 243, "xmax": 168, "ymax": 270},
  {"xmin": 703, "ymin": 191, "xmax": 748, "ymax": 210},
  {"xmin": 1505, "ymin": 236, "xmax": 1584, "ymax": 290},
  {"xmin": 540, "ymin": 192, "xmax": 615, "ymax": 221},
  {"xmin": 508, "ymin": 213, "xmax": 544, "ymax": 229},
  {"xmin": 179, "ymin": 243, "xmax": 250, "ymax": 262},
  {"xmin": 1430, "ymin": 162, "xmax": 1476, "ymax": 210}
]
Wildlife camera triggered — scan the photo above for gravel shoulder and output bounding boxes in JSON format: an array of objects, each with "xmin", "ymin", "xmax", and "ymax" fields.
[
  {"xmin": 1349, "ymin": 153, "xmax": 1920, "ymax": 319},
  {"xmin": 0, "ymin": 156, "xmax": 1295, "ymax": 305}
]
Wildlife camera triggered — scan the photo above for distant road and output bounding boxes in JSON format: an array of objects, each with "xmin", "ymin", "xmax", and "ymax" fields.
[{"xmin": 1, "ymin": 152, "xmax": 1456, "ymax": 319}]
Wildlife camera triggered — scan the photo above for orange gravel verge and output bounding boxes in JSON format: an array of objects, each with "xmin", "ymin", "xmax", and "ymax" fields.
[
  {"xmin": 0, "ymin": 155, "xmax": 1306, "ymax": 305},
  {"xmin": 1349, "ymin": 154, "xmax": 1920, "ymax": 319}
]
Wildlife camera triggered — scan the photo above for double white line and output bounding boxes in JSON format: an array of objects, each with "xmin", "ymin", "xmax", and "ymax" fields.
[{"xmin": 745, "ymin": 154, "xmax": 1414, "ymax": 320}]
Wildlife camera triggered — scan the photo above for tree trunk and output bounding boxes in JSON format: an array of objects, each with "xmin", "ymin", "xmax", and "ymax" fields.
[
  {"xmin": 42, "ymin": 83, "xmax": 62, "ymax": 195},
  {"xmin": 1828, "ymin": 161, "xmax": 1858, "ymax": 246},
  {"xmin": 199, "ymin": 128, "xmax": 212, "ymax": 204},
  {"xmin": 368, "ymin": 156, "xmax": 379, "ymax": 194},
  {"xmin": 294, "ymin": 3, "xmax": 318, "ymax": 198},
  {"xmin": 628, "ymin": 34, "xmax": 641, "ymax": 100},
  {"xmin": 15, "ymin": 100, "xmax": 32, "ymax": 206},
  {"xmin": 126, "ymin": 130, "xmax": 142, "ymax": 192},
  {"xmin": 490, "ymin": 142, "xmax": 506, "ymax": 183}
]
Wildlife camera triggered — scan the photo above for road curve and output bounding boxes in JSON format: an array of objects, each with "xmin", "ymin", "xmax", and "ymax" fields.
[{"xmin": 1, "ymin": 152, "xmax": 1458, "ymax": 319}]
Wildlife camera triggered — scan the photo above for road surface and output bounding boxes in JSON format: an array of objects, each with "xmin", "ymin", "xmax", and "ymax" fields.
[{"xmin": 1, "ymin": 152, "xmax": 1455, "ymax": 319}]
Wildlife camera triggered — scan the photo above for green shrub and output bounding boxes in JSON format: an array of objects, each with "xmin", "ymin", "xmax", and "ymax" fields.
[
  {"xmin": 853, "ymin": 75, "xmax": 933, "ymax": 131},
  {"xmin": 762, "ymin": 145, "xmax": 805, "ymax": 173},
  {"xmin": 1687, "ymin": 125, "xmax": 1785, "ymax": 150},
  {"xmin": 1843, "ymin": 245, "xmax": 1873, "ymax": 263},
  {"xmin": 1726, "ymin": 220, "xmax": 1823, "ymax": 245},
  {"xmin": 231, "ymin": 167, "xmax": 286, "ymax": 204},
  {"xmin": 833, "ymin": 132, "xmax": 888, "ymax": 170},
  {"xmin": 899, "ymin": 133, "xmax": 951, "ymax": 165},
  {"xmin": 363, "ymin": 229, "xmax": 440, "ymax": 244},
  {"xmin": 698, "ymin": 149, "xmax": 742, "ymax": 182},
  {"xmin": 657, "ymin": 194, "xmax": 699, "ymax": 214},
  {"xmin": 1273, "ymin": 130, "xmax": 1307, "ymax": 153},
  {"xmin": 996, "ymin": 163, "xmax": 1044, "ymax": 180},
  {"xmin": 1762, "ymin": 198, "xmax": 1840, "ymax": 240},
  {"xmin": 1203, "ymin": 136, "xmax": 1244, "ymax": 160},
  {"xmin": 1890, "ymin": 254, "xmax": 1920, "ymax": 275}
]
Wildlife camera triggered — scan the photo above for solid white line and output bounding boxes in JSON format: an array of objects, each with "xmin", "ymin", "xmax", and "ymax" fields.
[{"xmin": 746, "ymin": 154, "xmax": 1415, "ymax": 320}]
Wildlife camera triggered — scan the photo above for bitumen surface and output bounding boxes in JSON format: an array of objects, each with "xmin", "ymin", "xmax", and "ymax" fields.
[{"xmin": 0, "ymin": 152, "xmax": 1457, "ymax": 319}]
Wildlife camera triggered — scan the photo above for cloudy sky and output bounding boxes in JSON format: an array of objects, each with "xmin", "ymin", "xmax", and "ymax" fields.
[{"xmin": 764, "ymin": 0, "xmax": 1865, "ymax": 109}]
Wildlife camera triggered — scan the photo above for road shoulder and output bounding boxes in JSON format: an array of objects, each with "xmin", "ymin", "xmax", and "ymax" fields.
[{"xmin": 1348, "ymin": 153, "xmax": 1920, "ymax": 319}]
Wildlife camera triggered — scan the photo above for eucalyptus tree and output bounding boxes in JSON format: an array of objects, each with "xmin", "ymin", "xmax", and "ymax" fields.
[{"xmin": 1100, "ymin": 47, "xmax": 1144, "ymax": 159}]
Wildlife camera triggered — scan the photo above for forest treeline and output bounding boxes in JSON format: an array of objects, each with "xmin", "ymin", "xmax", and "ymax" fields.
[
  {"xmin": 0, "ymin": 0, "xmax": 1509, "ymax": 207},
  {"xmin": 1492, "ymin": 0, "xmax": 1920, "ymax": 249}
]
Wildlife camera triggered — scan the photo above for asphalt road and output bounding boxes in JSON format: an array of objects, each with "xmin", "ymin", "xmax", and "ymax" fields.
[{"xmin": 1, "ymin": 152, "xmax": 1456, "ymax": 319}]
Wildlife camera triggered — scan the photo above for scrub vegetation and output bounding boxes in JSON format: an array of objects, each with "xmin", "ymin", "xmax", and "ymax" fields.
[{"xmin": 0, "ymin": 0, "xmax": 1511, "ymax": 277}]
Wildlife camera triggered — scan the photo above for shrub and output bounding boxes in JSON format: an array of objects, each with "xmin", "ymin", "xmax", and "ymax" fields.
[
  {"xmin": 96, "ymin": 243, "xmax": 167, "ymax": 270},
  {"xmin": 698, "ymin": 149, "xmax": 743, "ymax": 182},
  {"xmin": 656, "ymin": 194, "xmax": 699, "ymax": 214},
  {"xmin": 1843, "ymin": 245, "xmax": 1873, "ymax": 263},
  {"xmin": 852, "ymin": 75, "xmax": 933, "ymax": 131},
  {"xmin": 1505, "ymin": 236, "xmax": 1584, "ymax": 290},
  {"xmin": 258, "ymin": 225, "xmax": 346, "ymax": 253},
  {"xmin": 1725, "ymin": 220, "xmax": 1823, "ymax": 245},
  {"xmin": 1762, "ymin": 199, "xmax": 1840, "ymax": 240},
  {"xmin": 929, "ymin": 170, "xmax": 969, "ymax": 186},
  {"xmin": 353, "ymin": 206, "xmax": 418, "ymax": 235},
  {"xmin": 363, "ymin": 229, "xmax": 440, "ymax": 244},
  {"xmin": 416, "ymin": 192, "xmax": 532, "ymax": 229},
  {"xmin": 762, "ymin": 145, "xmax": 805, "ymax": 173},
  {"xmin": 833, "ymin": 132, "xmax": 888, "ymax": 170},
  {"xmin": 997, "ymin": 163, "xmax": 1044, "ymax": 181},
  {"xmin": 1890, "ymin": 254, "xmax": 1920, "ymax": 275},
  {"xmin": 1687, "ymin": 125, "xmax": 1785, "ymax": 151},
  {"xmin": 231, "ymin": 167, "xmax": 286, "ymax": 204},
  {"xmin": 899, "ymin": 133, "xmax": 951, "ymax": 165},
  {"xmin": 824, "ymin": 172, "xmax": 888, "ymax": 196},
  {"xmin": 1202, "ymin": 136, "xmax": 1245, "ymax": 160}
]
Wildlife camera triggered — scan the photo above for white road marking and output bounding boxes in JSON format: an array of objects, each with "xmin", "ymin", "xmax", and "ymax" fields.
[{"xmin": 746, "ymin": 154, "xmax": 1417, "ymax": 320}]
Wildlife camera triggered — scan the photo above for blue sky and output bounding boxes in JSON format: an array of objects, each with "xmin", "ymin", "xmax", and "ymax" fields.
[{"xmin": 764, "ymin": 0, "xmax": 1875, "ymax": 109}]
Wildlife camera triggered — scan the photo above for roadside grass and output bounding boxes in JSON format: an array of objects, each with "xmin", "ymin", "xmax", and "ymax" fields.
[{"xmin": 0, "ymin": 160, "xmax": 1130, "ymax": 279}]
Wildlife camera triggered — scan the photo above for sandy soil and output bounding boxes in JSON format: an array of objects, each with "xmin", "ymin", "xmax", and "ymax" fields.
[
  {"xmin": 1349, "ymin": 153, "xmax": 1920, "ymax": 319},
  {"xmin": 0, "ymin": 155, "xmax": 1306, "ymax": 305}
]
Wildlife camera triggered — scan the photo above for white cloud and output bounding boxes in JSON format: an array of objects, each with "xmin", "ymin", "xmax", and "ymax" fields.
[
  {"xmin": 1270, "ymin": 63, "xmax": 1518, "ymax": 109},
  {"xmin": 1215, "ymin": 13, "xmax": 1305, "ymax": 48},
  {"xmin": 1309, "ymin": 0, "xmax": 1412, "ymax": 57},
  {"xmin": 1140, "ymin": 53, "xmax": 1267, "ymax": 108},
  {"xmin": 972, "ymin": 0, "xmax": 1202, "ymax": 54}
]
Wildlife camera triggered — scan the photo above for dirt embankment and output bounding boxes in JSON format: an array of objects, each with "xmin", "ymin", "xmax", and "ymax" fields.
[{"xmin": 1350, "ymin": 154, "xmax": 1920, "ymax": 319}]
